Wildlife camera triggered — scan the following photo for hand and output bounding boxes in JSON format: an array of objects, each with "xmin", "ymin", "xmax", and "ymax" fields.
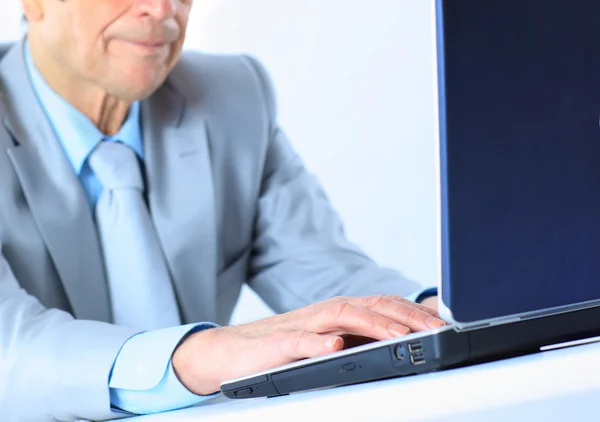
[
  {"xmin": 173, "ymin": 295, "xmax": 446, "ymax": 395},
  {"xmin": 420, "ymin": 296, "xmax": 439, "ymax": 312}
]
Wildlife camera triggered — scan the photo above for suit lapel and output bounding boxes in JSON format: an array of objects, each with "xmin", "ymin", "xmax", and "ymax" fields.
[
  {"xmin": 0, "ymin": 41, "xmax": 112, "ymax": 322},
  {"xmin": 142, "ymin": 80, "xmax": 218, "ymax": 323}
]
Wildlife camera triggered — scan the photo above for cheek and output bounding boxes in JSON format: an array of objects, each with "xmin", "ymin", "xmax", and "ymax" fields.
[
  {"xmin": 43, "ymin": 30, "xmax": 103, "ymax": 80},
  {"xmin": 38, "ymin": 11, "xmax": 110, "ymax": 78},
  {"xmin": 70, "ymin": 41, "xmax": 113, "ymax": 87}
]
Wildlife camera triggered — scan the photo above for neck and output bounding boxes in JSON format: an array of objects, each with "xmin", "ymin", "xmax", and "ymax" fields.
[{"xmin": 28, "ymin": 35, "xmax": 130, "ymax": 136}]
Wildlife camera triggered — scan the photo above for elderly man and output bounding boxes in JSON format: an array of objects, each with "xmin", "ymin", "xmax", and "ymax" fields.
[{"xmin": 0, "ymin": 0, "xmax": 440, "ymax": 420}]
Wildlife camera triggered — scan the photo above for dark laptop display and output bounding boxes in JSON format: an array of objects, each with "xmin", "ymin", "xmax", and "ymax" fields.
[{"xmin": 439, "ymin": 0, "xmax": 600, "ymax": 322}]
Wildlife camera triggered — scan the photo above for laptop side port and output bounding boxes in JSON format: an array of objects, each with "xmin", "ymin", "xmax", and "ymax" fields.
[
  {"xmin": 410, "ymin": 353, "xmax": 426, "ymax": 365},
  {"xmin": 408, "ymin": 342, "xmax": 423, "ymax": 354},
  {"xmin": 407, "ymin": 340, "xmax": 426, "ymax": 365},
  {"xmin": 395, "ymin": 344, "xmax": 405, "ymax": 361}
]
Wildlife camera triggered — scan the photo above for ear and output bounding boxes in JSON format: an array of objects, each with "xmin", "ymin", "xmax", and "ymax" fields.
[{"xmin": 21, "ymin": 0, "xmax": 44, "ymax": 22}]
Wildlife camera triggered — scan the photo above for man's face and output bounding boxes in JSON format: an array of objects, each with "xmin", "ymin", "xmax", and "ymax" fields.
[{"xmin": 23, "ymin": 0, "xmax": 192, "ymax": 101}]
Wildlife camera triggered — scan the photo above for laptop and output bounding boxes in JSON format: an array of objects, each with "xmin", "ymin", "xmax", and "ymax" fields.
[{"xmin": 221, "ymin": 0, "xmax": 600, "ymax": 399}]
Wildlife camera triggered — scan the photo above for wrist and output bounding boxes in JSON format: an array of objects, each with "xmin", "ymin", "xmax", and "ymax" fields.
[{"xmin": 172, "ymin": 328, "xmax": 220, "ymax": 396}]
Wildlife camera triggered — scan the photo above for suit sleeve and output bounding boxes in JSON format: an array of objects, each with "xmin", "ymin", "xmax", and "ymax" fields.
[
  {"xmin": 242, "ymin": 56, "xmax": 425, "ymax": 313},
  {"xmin": 0, "ymin": 243, "xmax": 140, "ymax": 422}
]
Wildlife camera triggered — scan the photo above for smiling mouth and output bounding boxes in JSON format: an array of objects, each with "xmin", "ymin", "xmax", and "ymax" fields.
[{"xmin": 121, "ymin": 40, "xmax": 171, "ymax": 55}]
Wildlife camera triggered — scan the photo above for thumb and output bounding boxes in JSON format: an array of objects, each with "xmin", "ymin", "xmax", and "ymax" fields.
[{"xmin": 279, "ymin": 331, "xmax": 344, "ymax": 361}]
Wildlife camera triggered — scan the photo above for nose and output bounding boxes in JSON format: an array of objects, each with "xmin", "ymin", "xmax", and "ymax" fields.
[{"xmin": 136, "ymin": 0, "xmax": 177, "ymax": 20}]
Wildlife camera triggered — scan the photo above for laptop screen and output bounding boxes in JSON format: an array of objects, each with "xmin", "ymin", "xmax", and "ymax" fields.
[{"xmin": 436, "ymin": 0, "xmax": 600, "ymax": 322}]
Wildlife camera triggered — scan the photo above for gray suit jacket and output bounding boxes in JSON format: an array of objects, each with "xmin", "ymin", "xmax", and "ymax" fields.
[{"xmin": 0, "ymin": 40, "xmax": 420, "ymax": 421}]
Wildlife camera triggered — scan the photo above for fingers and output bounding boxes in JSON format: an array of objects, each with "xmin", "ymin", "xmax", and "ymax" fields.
[
  {"xmin": 352, "ymin": 295, "xmax": 446, "ymax": 332},
  {"xmin": 308, "ymin": 295, "xmax": 445, "ymax": 338},
  {"xmin": 357, "ymin": 294, "xmax": 440, "ymax": 317},
  {"xmin": 278, "ymin": 331, "xmax": 344, "ymax": 360},
  {"xmin": 327, "ymin": 294, "xmax": 441, "ymax": 318},
  {"xmin": 310, "ymin": 302, "xmax": 411, "ymax": 341},
  {"xmin": 395, "ymin": 295, "xmax": 440, "ymax": 317}
]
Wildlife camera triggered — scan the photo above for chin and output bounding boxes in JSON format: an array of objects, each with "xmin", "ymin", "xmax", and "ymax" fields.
[
  {"xmin": 102, "ymin": 49, "xmax": 179, "ymax": 99},
  {"xmin": 112, "ymin": 75, "xmax": 168, "ymax": 101}
]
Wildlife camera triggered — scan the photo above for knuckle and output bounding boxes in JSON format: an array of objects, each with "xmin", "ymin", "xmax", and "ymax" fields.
[
  {"xmin": 396, "ymin": 297, "xmax": 412, "ymax": 307},
  {"xmin": 362, "ymin": 295, "xmax": 387, "ymax": 309},
  {"xmin": 404, "ymin": 305, "xmax": 423, "ymax": 322}
]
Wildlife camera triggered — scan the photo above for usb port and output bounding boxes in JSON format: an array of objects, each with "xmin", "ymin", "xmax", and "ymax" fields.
[
  {"xmin": 410, "ymin": 353, "xmax": 426, "ymax": 365},
  {"xmin": 408, "ymin": 342, "xmax": 423, "ymax": 353}
]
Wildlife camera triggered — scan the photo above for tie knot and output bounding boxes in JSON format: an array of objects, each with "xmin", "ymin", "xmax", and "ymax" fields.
[{"xmin": 89, "ymin": 142, "xmax": 143, "ymax": 191}]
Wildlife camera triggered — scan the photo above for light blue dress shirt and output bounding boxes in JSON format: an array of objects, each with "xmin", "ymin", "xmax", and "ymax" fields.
[
  {"xmin": 24, "ymin": 43, "xmax": 216, "ymax": 415},
  {"xmin": 24, "ymin": 42, "xmax": 436, "ymax": 416}
]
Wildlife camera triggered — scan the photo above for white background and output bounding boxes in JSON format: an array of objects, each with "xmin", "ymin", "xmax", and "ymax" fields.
[{"xmin": 0, "ymin": 1, "xmax": 439, "ymax": 325}]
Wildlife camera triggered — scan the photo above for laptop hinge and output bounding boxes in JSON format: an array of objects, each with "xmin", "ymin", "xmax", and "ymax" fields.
[{"xmin": 452, "ymin": 298, "xmax": 600, "ymax": 332}]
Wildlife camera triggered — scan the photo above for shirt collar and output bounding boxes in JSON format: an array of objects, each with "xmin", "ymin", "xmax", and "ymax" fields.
[{"xmin": 24, "ymin": 42, "xmax": 143, "ymax": 175}]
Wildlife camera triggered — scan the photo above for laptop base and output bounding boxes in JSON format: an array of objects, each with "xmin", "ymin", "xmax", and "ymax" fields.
[{"xmin": 222, "ymin": 304, "xmax": 600, "ymax": 399}]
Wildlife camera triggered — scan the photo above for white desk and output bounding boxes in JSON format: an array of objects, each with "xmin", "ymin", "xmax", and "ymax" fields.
[{"xmin": 132, "ymin": 341, "xmax": 600, "ymax": 421}]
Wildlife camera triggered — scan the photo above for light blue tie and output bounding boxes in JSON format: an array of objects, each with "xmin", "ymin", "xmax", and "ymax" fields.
[{"xmin": 89, "ymin": 141, "xmax": 181, "ymax": 330}]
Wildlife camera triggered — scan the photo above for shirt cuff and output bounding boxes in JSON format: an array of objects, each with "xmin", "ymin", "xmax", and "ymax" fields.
[
  {"xmin": 405, "ymin": 287, "xmax": 438, "ymax": 304},
  {"xmin": 109, "ymin": 323, "xmax": 219, "ymax": 415}
]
